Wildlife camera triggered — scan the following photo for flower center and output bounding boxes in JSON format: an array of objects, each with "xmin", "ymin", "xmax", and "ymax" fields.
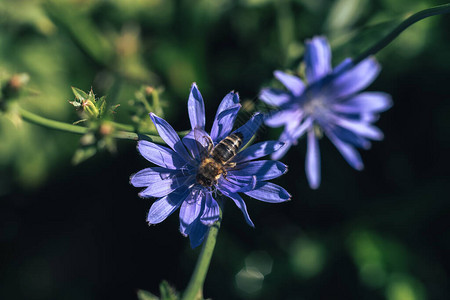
[{"xmin": 303, "ymin": 96, "xmax": 328, "ymax": 119}]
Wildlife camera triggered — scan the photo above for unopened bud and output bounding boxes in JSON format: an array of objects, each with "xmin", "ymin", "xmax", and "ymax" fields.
[
  {"xmin": 144, "ymin": 86, "xmax": 154, "ymax": 96},
  {"xmin": 82, "ymin": 100, "xmax": 99, "ymax": 118},
  {"xmin": 242, "ymin": 100, "xmax": 255, "ymax": 112},
  {"xmin": 99, "ymin": 122, "xmax": 114, "ymax": 136},
  {"xmin": 8, "ymin": 73, "xmax": 30, "ymax": 91}
]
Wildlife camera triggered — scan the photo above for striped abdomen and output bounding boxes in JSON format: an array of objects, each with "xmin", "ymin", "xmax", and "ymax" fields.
[{"xmin": 211, "ymin": 132, "xmax": 243, "ymax": 163}]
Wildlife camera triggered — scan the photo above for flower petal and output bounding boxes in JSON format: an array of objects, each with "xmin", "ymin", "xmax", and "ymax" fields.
[
  {"xmin": 333, "ymin": 92, "xmax": 392, "ymax": 113},
  {"xmin": 334, "ymin": 117, "xmax": 384, "ymax": 140},
  {"xmin": 188, "ymin": 83, "xmax": 206, "ymax": 130},
  {"xmin": 200, "ymin": 193, "xmax": 220, "ymax": 225},
  {"xmin": 306, "ymin": 130, "xmax": 321, "ymax": 189},
  {"xmin": 218, "ymin": 175, "xmax": 257, "ymax": 193},
  {"xmin": 147, "ymin": 186, "xmax": 188, "ymax": 224},
  {"xmin": 137, "ymin": 140, "xmax": 186, "ymax": 169},
  {"xmin": 216, "ymin": 91, "xmax": 240, "ymax": 117},
  {"xmin": 305, "ymin": 36, "xmax": 332, "ymax": 82},
  {"xmin": 188, "ymin": 220, "xmax": 209, "ymax": 249},
  {"xmin": 291, "ymin": 117, "xmax": 313, "ymax": 140},
  {"xmin": 233, "ymin": 141, "xmax": 285, "ymax": 163},
  {"xmin": 229, "ymin": 160, "xmax": 287, "ymax": 181},
  {"xmin": 130, "ymin": 167, "xmax": 176, "ymax": 187},
  {"xmin": 149, "ymin": 113, "xmax": 191, "ymax": 162},
  {"xmin": 139, "ymin": 174, "xmax": 192, "ymax": 198},
  {"xmin": 210, "ymin": 103, "xmax": 241, "ymax": 143},
  {"xmin": 259, "ymin": 88, "xmax": 291, "ymax": 106},
  {"xmin": 328, "ymin": 125, "xmax": 371, "ymax": 149},
  {"xmin": 220, "ymin": 189, "xmax": 254, "ymax": 227},
  {"xmin": 232, "ymin": 113, "xmax": 263, "ymax": 147},
  {"xmin": 274, "ymin": 71, "xmax": 305, "ymax": 97},
  {"xmin": 182, "ymin": 129, "xmax": 210, "ymax": 162},
  {"xmin": 361, "ymin": 112, "xmax": 380, "ymax": 123},
  {"xmin": 179, "ymin": 189, "xmax": 204, "ymax": 236},
  {"xmin": 327, "ymin": 130, "xmax": 364, "ymax": 170},
  {"xmin": 333, "ymin": 58, "xmax": 352, "ymax": 74},
  {"xmin": 271, "ymin": 141, "xmax": 292, "ymax": 160},
  {"xmin": 329, "ymin": 57, "xmax": 381, "ymax": 99},
  {"xmin": 264, "ymin": 108, "xmax": 301, "ymax": 128},
  {"xmin": 244, "ymin": 182, "xmax": 291, "ymax": 203}
]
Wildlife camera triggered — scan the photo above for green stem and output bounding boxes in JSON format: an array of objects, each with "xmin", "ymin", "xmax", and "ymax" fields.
[
  {"xmin": 354, "ymin": 3, "xmax": 450, "ymax": 64},
  {"xmin": 18, "ymin": 106, "xmax": 88, "ymax": 135},
  {"xmin": 17, "ymin": 106, "xmax": 168, "ymax": 143},
  {"xmin": 182, "ymin": 210, "xmax": 222, "ymax": 300},
  {"xmin": 110, "ymin": 121, "xmax": 136, "ymax": 132}
]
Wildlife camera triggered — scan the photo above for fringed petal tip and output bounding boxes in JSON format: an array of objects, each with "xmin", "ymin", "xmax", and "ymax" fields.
[
  {"xmin": 244, "ymin": 182, "xmax": 291, "ymax": 203},
  {"xmin": 129, "ymin": 173, "xmax": 137, "ymax": 186},
  {"xmin": 283, "ymin": 164, "xmax": 288, "ymax": 174},
  {"xmin": 138, "ymin": 191, "xmax": 151, "ymax": 199}
]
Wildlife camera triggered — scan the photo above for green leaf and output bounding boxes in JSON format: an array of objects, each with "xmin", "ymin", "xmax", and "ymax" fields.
[
  {"xmin": 159, "ymin": 281, "xmax": 179, "ymax": 300},
  {"xmin": 137, "ymin": 289, "xmax": 159, "ymax": 300},
  {"xmin": 68, "ymin": 100, "xmax": 82, "ymax": 108},
  {"xmin": 97, "ymin": 96, "xmax": 107, "ymax": 117},
  {"xmin": 71, "ymin": 86, "xmax": 88, "ymax": 101},
  {"xmin": 72, "ymin": 145, "xmax": 97, "ymax": 165},
  {"xmin": 324, "ymin": 0, "xmax": 368, "ymax": 33},
  {"xmin": 45, "ymin": 1, "xmax": 114, "ymax": 65}
]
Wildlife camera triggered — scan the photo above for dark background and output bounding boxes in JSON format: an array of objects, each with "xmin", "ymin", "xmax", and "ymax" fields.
[{"xmin": 1, "ymin": 0, "xmax": 449, "ymax": 299}]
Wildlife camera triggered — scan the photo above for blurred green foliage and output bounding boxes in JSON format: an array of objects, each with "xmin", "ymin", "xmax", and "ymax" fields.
[{"xmin": 1, "ymin": 0, "xmax": 449, "ymax": 299}]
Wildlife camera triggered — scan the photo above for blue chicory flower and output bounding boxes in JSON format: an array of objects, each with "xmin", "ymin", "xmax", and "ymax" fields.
[
  {"xmin": 131, "ymin": 83, "xmax": 290, "ymax": 248},
  {"xmin": 260, "ymin": 36, "xmax": 392, "ymax": 189}
]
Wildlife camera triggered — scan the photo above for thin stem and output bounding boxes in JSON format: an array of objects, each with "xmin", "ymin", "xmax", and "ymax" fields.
[
  {"xmin": 110, "ymin": 121, "xmax": 136, "ymax": 132},
  {"xmin": 182, "ymin": 210, "xmax": 222, "ymax": 300},
  {"xmin": 112, "ymin": 131, "xmax": 166, "ymax": 144},
  {"xmin": 354, "ymin": 3, "xmax": 450, "ymax": 64},
  {"xmin": 17, "ymin": 106, "xmax": 171, "ymax": 143},
  {"xmin": 18, "ymin": 106, "xmax": 88, "ymax": 135}
]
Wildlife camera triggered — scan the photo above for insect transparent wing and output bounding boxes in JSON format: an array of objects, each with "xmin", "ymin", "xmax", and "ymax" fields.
[
  {"xmin": 231, "ymin": 113, "xmax": 264, "ymax": 148},
  {"xmin": 183, "ymin": 127, "xmax": 211, "ymax": 161}
]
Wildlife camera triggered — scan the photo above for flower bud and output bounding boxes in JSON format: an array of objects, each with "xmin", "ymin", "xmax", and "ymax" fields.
[
  {"xmin": 99, "ymin": 122, "xmax": 114, "ymax": 136},
  {"xmin": 69, "ymin": 87, "xmax": 105, "ymax": 120},
  {"xmin": 8, "ymin": 73, "xmax": 30, "ymax": 91},
  {"xmin": 82, "ymin": 99, "xmax": 99, "ymax": 118}
]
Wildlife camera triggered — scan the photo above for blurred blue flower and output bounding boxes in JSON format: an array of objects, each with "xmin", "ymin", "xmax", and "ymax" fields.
[
  {"xmin": 261, "ymin": 36, "xmax": 392, "ymax": 189},
  {"xmin": 131, "ymin": 83, "xmax": 290, "ymax": 248}
]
